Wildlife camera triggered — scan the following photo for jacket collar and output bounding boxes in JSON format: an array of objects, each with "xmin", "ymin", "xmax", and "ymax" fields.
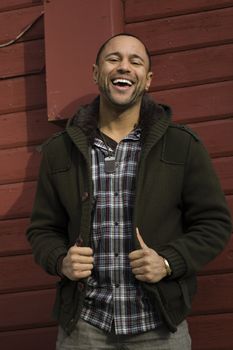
[{"xmin": 66, "ymin": 94, "xmax": 171, "ymax": 156}]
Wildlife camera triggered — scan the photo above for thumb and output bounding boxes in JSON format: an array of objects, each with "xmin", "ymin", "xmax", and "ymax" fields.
[{"xmin": 136, "ymin": 227, "xmax": 148, "ymax": 249}]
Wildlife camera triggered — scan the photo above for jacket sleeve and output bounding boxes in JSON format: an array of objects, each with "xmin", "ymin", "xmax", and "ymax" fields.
[
  {"xmin": 160, "ymin": 136, "xmax": 232, "ymax": 279},
  {"xmin": 26, "ymin": 149, "xmax": 69, "ymax": 276}
]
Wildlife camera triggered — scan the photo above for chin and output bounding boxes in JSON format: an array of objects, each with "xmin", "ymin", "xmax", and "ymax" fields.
[{"xmin": 109, "ymin": 95, "xmax": 139, "ymax": 108}]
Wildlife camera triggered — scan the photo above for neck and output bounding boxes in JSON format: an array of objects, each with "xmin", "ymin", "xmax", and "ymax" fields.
[{"xmin": 98, "ymin": 98, "xmax": 141, "ymax": 143}]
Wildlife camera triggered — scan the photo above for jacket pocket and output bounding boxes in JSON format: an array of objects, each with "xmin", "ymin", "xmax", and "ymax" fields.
[{"xmin": 157, "ymin": 275, "xmax": 197, "ymax": 317}]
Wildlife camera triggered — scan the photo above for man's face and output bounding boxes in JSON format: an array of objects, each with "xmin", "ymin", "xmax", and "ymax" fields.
[{"xmin": 93, "ymin": 36, "xmax": 153, "ymax": 109}]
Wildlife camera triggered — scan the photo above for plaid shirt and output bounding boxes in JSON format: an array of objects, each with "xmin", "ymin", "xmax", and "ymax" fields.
[{"xmin": 80, "ymin": 129, "xmax": 162, "ymax": 335}]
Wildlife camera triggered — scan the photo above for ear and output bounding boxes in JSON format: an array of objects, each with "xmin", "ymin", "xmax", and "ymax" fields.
[
  {"xmin": 145, "ymin": 71, "xmax": 153, "ymax": 91},
  {"xmin": 93, "ymin": 64, "xmax": 99, "ymax": 84}
]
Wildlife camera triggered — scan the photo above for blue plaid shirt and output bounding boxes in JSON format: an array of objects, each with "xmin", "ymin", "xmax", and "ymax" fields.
[{"xmin": 80, "ymin": 128, "xmax": 162, "ymax": 334}]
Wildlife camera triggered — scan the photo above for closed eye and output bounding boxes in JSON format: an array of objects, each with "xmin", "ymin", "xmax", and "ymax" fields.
[{"xmin": 131, "ymin": 60, "xmax": 142, "ymax": 66}]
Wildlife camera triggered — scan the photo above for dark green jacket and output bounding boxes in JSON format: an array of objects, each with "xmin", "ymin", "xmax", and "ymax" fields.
[{"xmin": 27, "ymin": 96, "xmax": 232, "ymax": 334}]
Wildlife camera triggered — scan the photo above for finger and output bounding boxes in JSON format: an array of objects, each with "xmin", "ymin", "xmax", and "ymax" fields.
[
  {"xmin": 72, "ymin": 253, "xmax": 94, "ymax": 262},
  {"xmin": 131, "ymin": 267, "xmax": 145, "ymax": 276},
  {"xmin": 130, "ymin": 257, "xmax": 144, "ymax": 268},
  {"xmin": 129, "ymin": 249, "xmax": 144, "ymax": 261},
  {"xmin": 70, "ymin": 246, "xmax": 93, "ymax": 256},
  {"xmin": 73, "ymin": 270, "xmax": 92, "ymax": 280},
  {"xmin": 73, "ymin": 263, "xmax": 93, "ymax": 271},
  {"xmin": 134, "ymin": 274, "xmax": 149, "ymax": 282},
  {"xmin": 136, "ymin": 227, "xmax": 148, "ymax": 249}
]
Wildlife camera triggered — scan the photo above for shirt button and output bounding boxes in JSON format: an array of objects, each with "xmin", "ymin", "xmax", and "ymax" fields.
[
  {"xmin": 114, "ymin": 253, "xmax": 119, "ymax": 257},
  {"xmin": 115, "ymin": 283, "xmax": 120, "ymax": 288},
  {"xmin": 115, "ymin": 222, "xmax": 119, "ymax": 226}
]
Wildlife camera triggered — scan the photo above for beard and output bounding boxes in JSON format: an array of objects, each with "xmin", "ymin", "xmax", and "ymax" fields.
[{"xmin": 99, "ymin": 82, "xmax": 145, "ymax": 111}]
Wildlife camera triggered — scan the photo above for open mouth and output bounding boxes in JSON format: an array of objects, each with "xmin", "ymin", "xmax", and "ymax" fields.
[{"xmin": 112, "ymin": 78, "xmax": 133, "ymax": 88}]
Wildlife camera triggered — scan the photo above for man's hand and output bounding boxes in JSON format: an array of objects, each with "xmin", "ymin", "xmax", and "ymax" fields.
[
  {"xmin": 61, "ymin": 245, "xmax": 94, "ymax": 281},
  {"xmin": 129, "ymin": 228, "xmax": 167, "ymax": 283}
]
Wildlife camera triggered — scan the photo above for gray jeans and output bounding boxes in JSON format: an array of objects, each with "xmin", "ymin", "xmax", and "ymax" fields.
[{"xmin": 56, "ymin": 319, "xmax": 192, "ymax": 350}]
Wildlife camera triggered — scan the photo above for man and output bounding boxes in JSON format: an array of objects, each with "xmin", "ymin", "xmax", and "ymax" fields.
[{"xmin": 27, "ymin": 34, "xmax": 232, "ymax": 349}]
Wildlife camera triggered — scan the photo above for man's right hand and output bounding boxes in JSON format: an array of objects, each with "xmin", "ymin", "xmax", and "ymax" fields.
[{"xmin": 61, "ymin": 246, "xmax": 94, "ymax": 281}]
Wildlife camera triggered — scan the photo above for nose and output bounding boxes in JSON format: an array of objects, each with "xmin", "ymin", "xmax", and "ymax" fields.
[{"xmin": 116, "ymin": 58, "xmax": 131, "ymax": 73}]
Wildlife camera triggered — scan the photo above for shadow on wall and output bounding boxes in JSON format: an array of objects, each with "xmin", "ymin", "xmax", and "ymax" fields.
[{"xmin": 0, "ymin": 16, "xmax": 96, "ymax": 349}]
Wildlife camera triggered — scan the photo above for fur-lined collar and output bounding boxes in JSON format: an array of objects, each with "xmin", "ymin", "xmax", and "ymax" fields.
[{"xmin": 71, "ymin": 94, "xmax": 171, "ymax": 144}]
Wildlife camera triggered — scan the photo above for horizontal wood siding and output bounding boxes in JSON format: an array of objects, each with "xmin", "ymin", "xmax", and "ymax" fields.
[
  {"xmin": 0, "ymin": 327, "xmax": 57, "ymax": 350},
  {"xmin": 125, "ymin": 0, "xmax": 233, "ymax": 22},
  {"xmin": 125, "ymin": 1, "xmax": 233, "ymax": 349},
  {"xmin": 0, "ymin": 1, "xmax": 61, "ymax": 348},
  {"xmin": 0, "ymin": 1, "xmax": 232, "ymax": 349},
  {"xmin": 188, "ymin": 314, "xmax": 233, "ymax": 350}
]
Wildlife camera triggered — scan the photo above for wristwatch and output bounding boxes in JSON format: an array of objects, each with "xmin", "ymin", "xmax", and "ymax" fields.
[{"xmin": 163, "ymin": 258, "xmax": 172, "ymax": 276}]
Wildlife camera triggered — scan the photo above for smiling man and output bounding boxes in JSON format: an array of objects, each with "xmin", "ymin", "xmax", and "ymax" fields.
[
  {"xmin": 94, "ymin": 35, "xmax": 152, "ymax": 111},
  {"xmin": 27, "ymin": 34, "xmax": 232, "ymax": 350}
]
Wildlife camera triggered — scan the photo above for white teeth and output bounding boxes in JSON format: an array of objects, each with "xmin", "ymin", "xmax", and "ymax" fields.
[{"xmin": 112, "ymin": 79, "xmax": 133, "ymax": 86}]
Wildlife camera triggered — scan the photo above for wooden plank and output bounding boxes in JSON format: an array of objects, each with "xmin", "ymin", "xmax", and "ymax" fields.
[
  {"xmin": 0, "ymin": 109, "xmax": 62, "ymax": 150},
  {"xmin": 201, "ymin": 235, "xmax": 233, "ymax": 274},
  {"xmin": 0, "ymin": 181, "xmax": 36, "ymax": 220},
  {"xmin": 0, "ymin": 5, "xmax": 44, "ymax": 45},
  {"xmin": 190, "ymin": 119, "xmax": 233, "ymax": 157},
  {"xmin": 0, "ymin": 288, "xmax": 56, "ymax": 330},
  {"xmin": 0, "ymin": 39, "xmax": 45, "ymax": 79},
  {"xmin": 0, "ymin": 218, "xmax": 31, "ymax": 256},
  {"xmin": 126, "ymin": 7, "xmax": 233, "ymax": 54},
  {"xmin": 0, "ymin": 75, "xmax": 46, "ymax": 115},
  {"xmin": 150, "ymin": 44, "xmax": 233, "ymax": 91},
  {"xmin": 0, "ymin": 254, "xmax": 58, "ymax": 293},
  {"xmin": 125, "ymin": 0, "xmax": 233, "ymax": 22},
  {"xmin": 152, "ymin": 80, "xmax": 233, "ymax": 124},
  {"xmin": 192, "ymin": 273, "xmax": 233, "ymax": 315},
  {"xmin": 0, "ymin": 1, "xmax": 42, "ymax": 12},
  {"xmin": 213, "ymin": 157, "xmax": 233, "ymax": 194},
  {"xmin": 0, "ymin": 146, "xmax": 41, "ymax": 185},
  {"xmin": 0, "ymin": 326, "xmax": 57, "ymax": 350},
  {"xmin": 188, "ymin": 313, "xmax": 233, "ymax": 350}
]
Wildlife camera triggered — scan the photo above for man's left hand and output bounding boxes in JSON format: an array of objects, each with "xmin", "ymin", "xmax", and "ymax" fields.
[{"xmin": 129, "ymin": 228, "xmax": 167, "ymax": 283}]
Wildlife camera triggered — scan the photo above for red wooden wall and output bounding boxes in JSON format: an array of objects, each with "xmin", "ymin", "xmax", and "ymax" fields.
[
  {"xmin": 0, "ymin": 1, "xmax": 232, "ymax": 349},
  {"xmin": 0, "ymin": 1, "xmax": 60, "ymax": 349},
  {"xmin": 125, "ymin": 1, "xmax": 233, "ymax": 349}
]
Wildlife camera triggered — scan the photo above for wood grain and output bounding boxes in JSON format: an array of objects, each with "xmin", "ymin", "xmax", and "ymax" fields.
[
  {"xmin": 0, "ymin": 39, "xmax": 45, "ymax": 79},
  {"xmin": 0, "ymin": 218, "xmax": 31, "ymax": 256},
  {"xmin": 192, "ymin": 273, "xmax": 233, "ymax": 315},
  {"xmin": 202, "ymin": 235, "xmax": 233, "ymax": 274},
  {"xmin": 0, "ymin": 109, "xmax": 62, "ymax": 150},
  {"xmin": 0, "ymin": 75, "xmax": 46, "ymax": 116},
  {"xmin": 126, "ymin": 7, "xmax": 233, "ymax": 54},
  {"xmin": 0, "ymin": 1, "xmax": 232, "ymax": 348},
  {"xmin": 0, "ymin": 1, "xmax": 42, "ymax": 12},
  {"xmin": 0, "ymin": 5, "xmax": 43, "ymax": 44},
  {"xmin": 0, "ymin": 181, "xmax": 36, "ymax": 220},
  {"xmin": 188, "ymin": 313, "xmax": 233, "ymax": 349},
  {"xmin": 150, "ymin": 44, "xmax": 233, "ymax": 91},
  {"xmin": 0, "ymin": 326, "xmax": 57, "ymax": 350},
  {"xmin": 152, "ymin": 80, "xmax": 233, "ymax": 124},
  {"xmin": 0, "ymin": 146, "xmax": 41, "ymax": 185},
  {"xmin": 0, "ymin": 288, "xmax": 56, "ymax": 331},
  {"xmin": 190, "ymin": 119, "xmax": 233, "ymax": 157},
  {"xmin": 125, "ymin": 0, "xmax": 233, "ymax": 22},
  {"xmin": 0, "ymin": 254, "xmax": 58, "ymax": 293}
]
